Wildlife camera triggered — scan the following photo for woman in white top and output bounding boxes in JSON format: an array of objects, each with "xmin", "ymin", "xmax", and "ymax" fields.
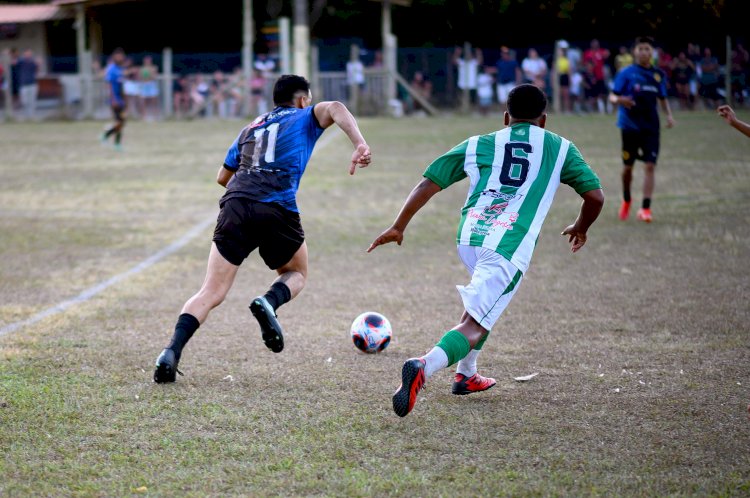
[{"xmin": 522, "ymin": 48, "xmax": 548, "ymax": 92}]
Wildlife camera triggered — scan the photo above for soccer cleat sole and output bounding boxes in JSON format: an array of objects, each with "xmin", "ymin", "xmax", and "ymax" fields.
[
  {"xmin": 154, "ymin": 362, "xmax": 176, "ymax": 383},
  {"xmin": 250, "ymin": 298, "xmax": 284, "ymax": 353},
  {"xmin": 153, "ymin": 348, "xmax": 180, "ymax": 383},
  {"xmin": 451, "ymin": 378, "xmax": 497, "ymax": 395},
  {"xmin": 392, "ymin": 359, "xmax": 426, "ymax": 417}
]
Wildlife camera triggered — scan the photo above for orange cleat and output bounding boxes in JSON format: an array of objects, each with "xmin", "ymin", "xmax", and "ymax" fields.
[
  {"xmin": 392, "ymin": 358, "xmax": 426, "ymax": 417},
  {"xmin": 636, "ymin": 207, "xmax": 653, "ymax": 223},
  {"xmin": 452, "ymin": 373, "xmax": 497, "ymax": 395},
  {"xmin": 618, "ymin": 200, "xmax": 631, "ymax": 221}
]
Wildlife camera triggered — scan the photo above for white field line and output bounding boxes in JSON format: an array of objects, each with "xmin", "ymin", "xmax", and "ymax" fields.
[{"xmin": 0, "ymin": 128, "xmax": 341, "ymax": 338}]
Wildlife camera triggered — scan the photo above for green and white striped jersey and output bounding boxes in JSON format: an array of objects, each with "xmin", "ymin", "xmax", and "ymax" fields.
[{"xmin": 423, "ymin": 122, "xmax": 601, "ymax": 273}]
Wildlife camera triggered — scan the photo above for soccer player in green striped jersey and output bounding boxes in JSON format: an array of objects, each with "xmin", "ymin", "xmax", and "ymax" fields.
[{"xmin": 368, "ymin": 84, "xmax": 604, "ymax": 417}]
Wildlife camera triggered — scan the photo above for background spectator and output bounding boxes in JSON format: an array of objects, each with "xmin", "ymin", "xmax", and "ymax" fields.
[
  {"xmin": 583, "ymin": 39, "xmax": 610, "ymax": 113},
  {"xmin": 17, "ymin": 48, "xmax": 39, "ymax": 120},
  {"xmin": 495, "ymin": 46, "xmax": 522, "ymax": 108},
  {"xmin": 730, "ymin": 44, "xmax": 748, "ymax": 105},
  {"xmin": 556, "ymin": 41, "xmax": 572, "ymax": 113},
  {"xmin": 453, "ymin": 46, "xmax": 482, "ymax": 105},
  {"xmin": 123, "ymin": 57, "xmax": 140, "ymax": 118},
  {"xmin": 476, "ymin": 65, "xmax": 494, "ymax": 115},
  {"xmin": 139, "ymin": 55, "xmax": 160, "ymax": 121},
  {"xmin": 614, "ymin": 45, "xmax": 633, "ymax": 73},
  {"xmin": 698, "ymin": 47, "xmax": 722, "ymax": 109},
  {"xmin": 521, "ymin": 48, "xmax": 548, "ymax": 92},
  {"xmin": 406, "ymin": 70, "xmax": 432, "ymax": 115},
  {"xmin": 172, "ymin": 73, "xmax": 190, "ymax": 118},
  {"xmin": 250, "ymin": 68, "xmax": 268, "ymax": 116},
  {"xmin": 671, "ymin": 51, "xmax": 696, "ymax": 110}
]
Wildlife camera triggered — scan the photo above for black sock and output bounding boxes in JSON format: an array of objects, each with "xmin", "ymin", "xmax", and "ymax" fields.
[
  {"xmin": 104, "ymin": 126, "xmax": 116, "ymax": 138},
  {"xmin": 114, "ymin": 131, "xmax": 122, "ymax": 145},
  {"xmin": 623, "ymin": 190, "xmax": 631, "ymax": 203},
  {"xmin": 263, "ymin": 282, "xmax": 292, "ymax": 311},
  {"xmin": 167, "ymin": 313, "xmax": 200, "ymax": 362},
  {"xmin": 642, "ymin": 198, "xmax": 651, "ymax": 209}
]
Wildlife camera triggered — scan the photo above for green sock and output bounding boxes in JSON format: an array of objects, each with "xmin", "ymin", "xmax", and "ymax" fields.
[
  {"xmin": 474, "ymin": 330, "xmax": 490, "ymax": 351},
  {"xmin": 436, "ymin": 329, "xmax": 471, "ymax": 367}
]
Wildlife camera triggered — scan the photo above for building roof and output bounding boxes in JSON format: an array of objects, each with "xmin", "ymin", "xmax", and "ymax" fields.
[{"xmin": 0, "ymin": 4, "xmax": 72, "ymax": 24}]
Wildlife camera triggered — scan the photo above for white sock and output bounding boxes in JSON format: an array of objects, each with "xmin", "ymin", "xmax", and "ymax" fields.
[
  {"xmin": 456, "ymin": 349, "xmax": 481, "ymax": 377},
  {"xmin": 421, "ymin": 346, "xmax": 449, "ymax": 378}
]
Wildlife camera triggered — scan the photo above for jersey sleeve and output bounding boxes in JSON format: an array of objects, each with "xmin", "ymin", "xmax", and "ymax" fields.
[
  {"xmin": 223, "ymin": 130, "xmax": 243, "ymax": 170},
  {"xmin": 658, "ymin": 69, "xmax": 668, "ymax": 99},
  {"xmin": 560, "ymin": 142, "xmax": 601, "ymax": 195},
  {"xmin": 422, "ymin": 140, "xmax": 469, "ymax": 189},
  {"xmin": 612, "ymin": 68, "xmax": 628, "ymax": 95}
]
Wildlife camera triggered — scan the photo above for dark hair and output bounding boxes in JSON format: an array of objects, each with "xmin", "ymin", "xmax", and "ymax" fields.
[
  {"xmin": 634, "ymin": 36, "xmax": 655, "ymax": 47},
  {"xmin": 273, "ymin": 74, "xmax": 310, "ymax": 105},
  {"xmin": 506, "ymin": 84, "xmax": 547, "ymax": 120}
]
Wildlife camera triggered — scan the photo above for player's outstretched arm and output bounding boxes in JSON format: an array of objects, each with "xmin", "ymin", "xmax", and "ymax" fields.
[
  {"xmin": 314, "ymin": 101, "xmax": 371, "ymax": 174},
  {"xmin": 718, "ymin": 105, "xmax": 750, "ymax": 138},
  {"xmin": 561, "ymin": 188, "xmax": 604, "ymax": 253},
  {"xmin": 367, "ymin": 178, "xmax": 442, "ymax": 253}
]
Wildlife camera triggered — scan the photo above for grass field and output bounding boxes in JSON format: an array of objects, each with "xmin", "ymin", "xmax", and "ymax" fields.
[{"xmin": 1, "ymin": 110, "xmax": 749, "ymax": 497}]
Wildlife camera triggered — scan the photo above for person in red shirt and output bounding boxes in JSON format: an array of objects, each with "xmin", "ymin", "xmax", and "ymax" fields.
[{"xmin": 583, "ymin": 39, "xmax": 611, "ymax": 113}]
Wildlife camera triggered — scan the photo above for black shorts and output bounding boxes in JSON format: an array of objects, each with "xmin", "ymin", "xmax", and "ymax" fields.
[
  {"xmin": 111, "ymin": 103, "xmax": 126, "ymax": 123},
  {"xmin": 621, "ymin": 129, "xmax": 660, "ymax": 166},
  {"xmin": 213, "ymin": 197, "xmax": 305, "ymax": 269}
]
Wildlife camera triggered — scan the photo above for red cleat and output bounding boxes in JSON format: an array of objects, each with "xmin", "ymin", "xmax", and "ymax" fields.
[
  {"xmin": 637, "ymin": 207, "xmax": 653, "ymax": 223},
  {"xmin": 618, "ymin": 200, "xmax": 631, "ymax": 221},
  {"xmin": 392, "ymin": 358, "xmax": 426, "ymax": 417},
  {"xmin": 452, "ymin": 372, "xmax": 497, "ymax": 395}
]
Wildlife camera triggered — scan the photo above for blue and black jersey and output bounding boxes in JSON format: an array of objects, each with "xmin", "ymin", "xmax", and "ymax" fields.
[
  {"xmin": 612, "ymin": 64, "xmax": 668, "ymax": 133},
  {"xmin": 221, "ymin": 106, "xmax": 325, "ymax": 213},
  {"xmin": 104, "ymin": 63, "xmax": 124, "ymax": 106}
]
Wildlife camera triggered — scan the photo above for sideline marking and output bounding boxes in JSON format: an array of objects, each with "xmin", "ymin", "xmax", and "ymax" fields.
[
  {"xmin": 0, "ymin": 128, "xmax": 342, "ymax": 339},
  {"xmin": 0, "ymin": 216, "xmax": 215, "ymax": 338}
]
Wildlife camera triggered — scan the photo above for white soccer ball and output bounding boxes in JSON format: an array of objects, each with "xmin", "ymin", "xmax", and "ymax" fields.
[{"xmin": 350, "ymin": 311, "xmax": 392, "ymax": 354}]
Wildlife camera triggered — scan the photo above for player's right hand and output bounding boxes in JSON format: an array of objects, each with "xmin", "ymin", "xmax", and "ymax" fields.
[
  {"xmin": 367, "ymin": 226, "xmax": 403, "ymax": 252},
  {"xmin": 350, "ymin": 143, "xmax": 371, "ymax": 175},
  {"xmin": 619, "ymin": 96, "xmax": 635, "ymax": 109}
]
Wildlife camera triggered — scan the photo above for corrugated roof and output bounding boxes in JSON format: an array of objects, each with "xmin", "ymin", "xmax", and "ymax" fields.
[{"xmin": 0, "ymin": 4, "xmax": 72, "ymax": 24}]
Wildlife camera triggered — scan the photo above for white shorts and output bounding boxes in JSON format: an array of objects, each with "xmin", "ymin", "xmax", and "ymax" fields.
[{"xmin": 456, "ymin": 245, "xmax": 524, "ymax": 330}]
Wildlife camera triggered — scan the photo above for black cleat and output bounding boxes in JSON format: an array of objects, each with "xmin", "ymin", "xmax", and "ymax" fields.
[
  {"xmin": 250, "ymin": 296, "xmax": 284, "ymax": 353},
  {"xmin": 392, "ymin": 358, "xmax": 426, "ymax": 417},
  {"xmin": 153, "ymin": 348, "xmax": 182, "ymax": 383}
]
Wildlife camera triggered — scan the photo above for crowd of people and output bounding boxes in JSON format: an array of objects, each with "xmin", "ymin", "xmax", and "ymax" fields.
[
  {"xmin": 439, "ymin": 38, "xmax": 750, "ymax": 115},
  {"xmin": 94, "ymin": 51, "xmax": 277, "ymax": 121}
]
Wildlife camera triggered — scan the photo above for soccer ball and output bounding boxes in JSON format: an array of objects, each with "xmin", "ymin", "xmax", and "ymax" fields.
[{"xmin": 350, "ymin": 311, "xmax": 392, "ymax": 354}]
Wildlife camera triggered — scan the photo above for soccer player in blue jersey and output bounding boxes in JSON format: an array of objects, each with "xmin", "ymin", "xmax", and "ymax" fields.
[
  {"xmin": 154, "ymin": 75, "xmax": 371, "ymax": 383},
  {"xmin": 609, "ymin": 37, "xmax": 674, "ymax": 223},
  {"xmin": 101, "ymin": 48, "xmax": 127, "ymax": 151}
]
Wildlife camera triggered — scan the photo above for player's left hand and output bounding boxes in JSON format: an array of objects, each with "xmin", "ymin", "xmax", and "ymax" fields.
[
  {"xmin": 665, "ymin": 115, "xmax": 675, "ymax": 128},
  {"xmin": 367, "ymin": 226, "xmax": 403, "ymax": 252},
  {"xmin": 350, "ymin": 143, "xmax": 372, "ymax": 175},
  {"xmin": 561, "ymin": 224, "xmax": 587, "ymax": 253}
]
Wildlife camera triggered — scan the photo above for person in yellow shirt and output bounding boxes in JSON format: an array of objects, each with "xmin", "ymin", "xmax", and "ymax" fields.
[
  {"xmin": 556, "ymin": 41, "xmax": 572, "ymax": 113},
  {"xmin": 615, "ymin": 45, "xmax": 634, "ymax": 73}
]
